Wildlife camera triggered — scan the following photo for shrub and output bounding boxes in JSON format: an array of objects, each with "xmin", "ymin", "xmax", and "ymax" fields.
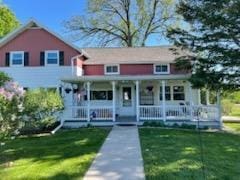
[
  {"xmin": 22, "ymin": 88, "xmax": 63, "ymax": 134},
  {"xmin": 0, "ymin": 81, "xmax": 25, "ymax": 137}
]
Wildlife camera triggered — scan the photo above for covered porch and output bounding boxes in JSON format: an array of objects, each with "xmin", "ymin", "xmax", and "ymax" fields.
[{"xmin": 61, "ymin": 75, "xmax": 221, "ymax": 127}]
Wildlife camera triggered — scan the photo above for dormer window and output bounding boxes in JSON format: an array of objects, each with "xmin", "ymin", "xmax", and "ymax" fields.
[
  {"xmin": 154, "ymin": 64, "xmax": 170, "ymax": 74},
  {"xmin": 104, "ymin": 65, "xmax": 119, "ymax": 75},
  {"xmin": 45, "ymin": 50, "xmax": 59, "ymax": 65},
  {"xmin": 10, "ymin": 51, "xmax": 24, "ymax": 66}
]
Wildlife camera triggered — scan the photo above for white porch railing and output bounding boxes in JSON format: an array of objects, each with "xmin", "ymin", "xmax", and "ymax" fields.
[
  {"xmin": 192, "ymin": 105, "xmax": 218, "ymax": 121},
  {"xmin": 90, "ymin": 106, "xmax": 113, "ymax": 120},
  {"xmin": 139, "ymin": 105, "xmax": 219, "ymax": 121},
  {"xmin": 139, "ymin": 106, "xmax": 163, "ymax": 120},
  {"xmin": 72, "ymin": 106, "xmax": 88, "ymax": 120},
  {"xmin": 165, "ymin": 105, "xmax": 190, "ymax": 120}
]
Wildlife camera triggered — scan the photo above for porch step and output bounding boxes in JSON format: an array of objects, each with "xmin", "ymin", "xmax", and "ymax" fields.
[{"xmin": 116, "ymin": 116, "xmax": 136, "ymax": 122}]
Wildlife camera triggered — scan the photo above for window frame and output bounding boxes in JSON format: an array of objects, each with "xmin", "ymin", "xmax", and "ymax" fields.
[
  {"xmin": 10, "ymin": 51, "xmax": 24, "ymax": 67},
  {"xmin": 45, "ymin": 50, "xmax": 59, "ymax": 66},
  {"xmin": 159, "ymin": 86, "xmax": 171, "ymax": 101},
  {"xmin": 90, "ymin": 90, "xmax": 113, "ymax": 100},
  {"xmin": 154, "ymin": 64, "xmax": 170, "ymax": 74},
  {"xmin": 104, "ymin": 64, "xmax": 120, "ymax": 75}
]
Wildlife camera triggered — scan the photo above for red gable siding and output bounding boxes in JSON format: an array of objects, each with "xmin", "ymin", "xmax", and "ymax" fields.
[
  {"xmin": 84, "ymin": 65, "xmax": 104, "ymax": 75},
  {"xmin": 120, "ymin": 64, "xmax": 153, "ymax": 75},
  {"xmin": 0, "ymin": 28, "xmax": 81, "ymax": 66}
]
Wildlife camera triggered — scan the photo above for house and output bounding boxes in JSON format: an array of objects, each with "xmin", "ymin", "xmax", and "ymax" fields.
[{"xmin": 0, "ymin": 20, "xmax": 222, "ymax": 128}]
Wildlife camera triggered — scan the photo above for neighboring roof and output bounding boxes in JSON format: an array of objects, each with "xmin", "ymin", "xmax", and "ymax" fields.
[
  {"xmin": 83, "ymin": 46, "xmax": 187, "ymax": 65},
  {"xmin": 0, "ymin": 19, "xmax": 89, "ymax": 59}
]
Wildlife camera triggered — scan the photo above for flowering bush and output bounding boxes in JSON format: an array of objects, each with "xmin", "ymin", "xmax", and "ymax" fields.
[{"xmin": 0, "ymin": 81, "xmax": 25, "ymax": 137}]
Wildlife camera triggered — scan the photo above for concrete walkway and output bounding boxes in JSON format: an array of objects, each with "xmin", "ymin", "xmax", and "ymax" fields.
[{"xmin": 84, "ymin": 126, "xmax": 145, "ymax": 180}]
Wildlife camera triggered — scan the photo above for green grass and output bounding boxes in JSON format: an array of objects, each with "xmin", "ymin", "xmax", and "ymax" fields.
[
  {"xmin": 224, "ymin": 122, "xmax": 240, "ymax": 132},
  {"xmin": 229, "ymin": 105, "xmax": 240, "ymax": 117},
  {"xmin": 139, "ymin": 128, "xmax": 240, "ymax": 180},
  {"xmin": 0, "ymin": 128, "xmax": 110, "ymax": 180}
]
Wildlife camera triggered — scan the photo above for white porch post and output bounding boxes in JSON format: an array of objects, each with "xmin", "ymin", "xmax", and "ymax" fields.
[
  {"xmin": 112, "ymin": 81, "xmax": 116, "ymax": 122},
  {"xmin": 217, "ymin": 90, "xmax": 222, "ymax": 129},
  {"xmin": 197, "ymin": 89, "xmax": 201, "ymax": 105},
  {"xmin": 206, "ymin": 90, "xmax": 210, "ymax": 105},
  {"xmin": 135, "ymin": 80, "xmax": 140, "ymax": 122},
  {"xmin": 162, "ymin": 80, "xmax": 166, "ymax": 122},
  {"xmin": 87, "ymin": 82, "xmax": 91, "ymax": 122},
  {"xmin": 188, "ymin": 82, "xmax": 194, "ymax": 121}
]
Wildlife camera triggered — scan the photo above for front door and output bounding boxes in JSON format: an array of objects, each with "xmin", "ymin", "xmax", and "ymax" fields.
[{"xmin": 119, "ymin": 85, "xmax": 135, "ymax": 116}]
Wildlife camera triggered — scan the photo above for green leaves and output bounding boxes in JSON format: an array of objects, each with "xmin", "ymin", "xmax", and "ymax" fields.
[{"xmin": 0, "ymin": 5, "xmax": 19, "ymax": 38}]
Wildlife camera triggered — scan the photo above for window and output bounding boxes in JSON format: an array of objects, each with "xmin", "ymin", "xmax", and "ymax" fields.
[
  {"xmin": 173, "ymin": 86, "xmax": 185, "ymax": 100},
  {"xmin": 10, "ymin": 51, "xmax": 24, "ymax": 66},
  {"xmin": 45, "ymin": 51, "xmax": 59, "ymax": 65},
  {"xmin": 105, "ymin": 65, "xmax": 119, "ymax": 75},
  {"xmin": 90, "ymin": 90, "xmax": 112, "ymax": 100},
  {"xmin": 159, "ymin": 86, "xmax": 171, "ymax": 101},
  {"xmin": 154, "ymin": 64, "xmax": 170, "ymax": 74}
]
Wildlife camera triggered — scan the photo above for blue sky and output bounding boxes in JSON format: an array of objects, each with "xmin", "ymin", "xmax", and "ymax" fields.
[{"xmin": 4, "ymin": 0, "xmax": 170, "ymax": 47}]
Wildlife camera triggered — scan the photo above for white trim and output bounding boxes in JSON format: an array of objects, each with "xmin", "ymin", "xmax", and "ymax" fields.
[
  {"xmin": 154, "ymin": 64, "xmax": 170, "ymax": 74},
  {"xmin": 10, "ymin": 51, "xmax": 24, "ymax": 67},
  {"xmin": 104, "ymin": 64, "xmax": 120, "ymax": 75},
  {"xmin": 45, "ymin": 50, "xmax": 59, "ymax": 66}
]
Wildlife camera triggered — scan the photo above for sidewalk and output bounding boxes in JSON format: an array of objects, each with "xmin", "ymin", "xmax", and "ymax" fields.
[
  {"xmin": 84, "ymin": 125, "xmax": 145, "ymax": 180},
  {"xmin": 222, "ymin": 116, "xmax": 240, "ymax": 122}
]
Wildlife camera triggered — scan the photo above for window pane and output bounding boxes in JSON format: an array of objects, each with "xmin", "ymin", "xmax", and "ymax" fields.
[
  {"xmin": 155, "ymin": 65, "xmax": 168, "ymax": 73},
  {"xmin": 174, "ymin": 94, "xmax": 185, "ymax": 100},
  {"xmin": 173, "ymin": 86, "xmax": 184, "ymax": 93},
  {"xmin": 161, "ymin": 65, "xmax": 168, "ymax": 72},
  {"xmin": 160, "ymin": 86, "xmax": 171, "ymax": 101},
  {"xmin": 91, "ymin": 91, "xmax": 107, "ymax": 100},
  {"xmin": 156, "ymin": 65, "xmax": 161, "ymax": 72},
  {"xmin": 112, "ymin": 66, "xmax": 118, "ymax": 72},
  {"xmin": 12, "ymin": 59, "xmax": 23, "ymax": 65},
  {"xmin": 12, "ymin": 53, "xmax": 23, "ymax": 65},
  {"xmin": 106, "ymin": 66, "xmax": 112, "ymax": 72},
  {"xmin": 107, "ymin": 91, "xmax": 113, "ymax": 100},
  {"xmin": 47, "ymin": 52, "xmax": 58, "ymax": 64},
  {"xmin": 106, "ymin": 66, "xmax": 118, "ymax": 73},
  {"xmin": 173, "ymin": 86, "xmax": 185, "ymax": 100}
]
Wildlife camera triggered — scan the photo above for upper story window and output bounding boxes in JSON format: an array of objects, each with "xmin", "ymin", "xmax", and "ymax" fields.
[
  {"xmin": 10, "ymin": 51, "xmax": 24, "ymax": 66},
  {"xmin": 45, "ymin": 51, "xmax": 59, "ymax": 65},
  {"xmin": 104, "ymin": 65, "xmax": 119, "ymax": 75},
  {"xmin": 154, "ymin": 64, "xmax": 170, "ymax": 74}
]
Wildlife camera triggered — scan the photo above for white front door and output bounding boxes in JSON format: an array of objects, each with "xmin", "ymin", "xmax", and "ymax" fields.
[{"xmin": 119, "ymin": 85, "xmax": 135, "ymax": 116}]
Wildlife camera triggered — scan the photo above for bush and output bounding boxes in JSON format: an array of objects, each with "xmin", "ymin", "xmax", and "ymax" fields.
[
  {"xmin": 21, "ymin": 88, "xmax": 63, "ymax": 133},
  {"xmin": 142, "ymin": 121, "xmax": 165, "ymax": 127},
  {"xmin": 221, "ymin": 99, "xmax": 234, "ymax": 115}
]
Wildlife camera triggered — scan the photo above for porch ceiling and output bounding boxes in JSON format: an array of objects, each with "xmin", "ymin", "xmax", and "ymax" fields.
[{"xmin": 61, "ymin": 74, "xmax": 190, "ymax": 83}]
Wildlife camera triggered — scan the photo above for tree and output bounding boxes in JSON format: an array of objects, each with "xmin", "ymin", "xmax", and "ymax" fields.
[
  {"xmin": 64, "ymin": 0, "xmax": 178, "ymax": 47},
  {"xmin": 167, "ymin": 0, "xmax": 240, "ymax": 90},
  {"xmin": 0, "ymin": 3, "xmax": 19, "ymax": 38},
  {"xmin": 0, "ymin": 71, "xmax": 11, "ymax": 86}
]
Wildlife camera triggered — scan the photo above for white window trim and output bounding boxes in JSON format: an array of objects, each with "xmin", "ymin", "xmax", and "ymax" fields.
[
  {"xmin": 45, "ymin": 50, "xmax": 59, "ymax": 66},
  {"xmin": 154, "ymin": 64, "xmax": 170, "ymax": 74},
  {"xmin": 10, "ymin": 51, "xmax": 24, "ymax": 67},
  {"xmin": 104, "ymin": 64, "xmax": 120, "ymax": 75}
]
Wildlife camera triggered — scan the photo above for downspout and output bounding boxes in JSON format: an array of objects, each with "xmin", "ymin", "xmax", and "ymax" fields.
[{"xmin": 52, "ymin": 51, "xmax": 85, "ymax": 134}]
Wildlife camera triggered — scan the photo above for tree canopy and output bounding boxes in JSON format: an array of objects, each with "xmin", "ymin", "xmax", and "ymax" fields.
[
  {"xmin": 64, "ymin": 0, "xmax": 178, "ymax": 47},
  {"xmin": 0, "ymin": 3, "xmax": 19, "ymax": 38},
  {"xmin": 167, "ymin": 0, "xmax": 240, "ymax": 90}
]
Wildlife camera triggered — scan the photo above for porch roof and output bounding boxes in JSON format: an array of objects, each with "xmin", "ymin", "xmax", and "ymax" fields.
[{"xmin": 61, "ymin": 74, "xmax": 190, "ymax": 83}]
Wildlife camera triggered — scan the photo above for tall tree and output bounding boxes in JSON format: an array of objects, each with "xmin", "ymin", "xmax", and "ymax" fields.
[
  {"xmin": 64, "ymin": 0, "xmax": 178, "ymax": 47},
  {"xmin": 167, "ymin": 0, "xmax": 240, "ymax": 90},
  {"xmin": 0, "ymin": 3, "xmax": 19, "ymax": 38}
]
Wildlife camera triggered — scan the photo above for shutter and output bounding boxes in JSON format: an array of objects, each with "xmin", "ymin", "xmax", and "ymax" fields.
[
  {"xmin": 5, "ymin": 52, "xmax": 10, "ymax": 66},
  {"xmin": 59, "ymin": 51, "xmax": 64, "ymax": 66},
  {"xmin": 40, "ymin": 52, "xmax": 45, "ymax": 66},
  {"xmin": 24, "ymin": 52, "xmax": 29, "ymax": 66}
]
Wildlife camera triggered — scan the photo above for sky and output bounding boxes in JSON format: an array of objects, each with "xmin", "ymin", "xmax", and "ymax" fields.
[{"xmin": 3, "ymin": 0, "xmax": 170, "ymax": 47}]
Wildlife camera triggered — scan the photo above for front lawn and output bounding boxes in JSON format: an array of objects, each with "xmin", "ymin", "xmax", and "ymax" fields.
[
  {"xmin": 0, "ymin": 128, "xmax": 110, "ymax": 180},
  {"xmin": 224, "ymin": 122, "xmax": 240, "ymax": 133},
  {"xmin": 139, "ymin": 128, "xmax": 240, "ymax": 180}
]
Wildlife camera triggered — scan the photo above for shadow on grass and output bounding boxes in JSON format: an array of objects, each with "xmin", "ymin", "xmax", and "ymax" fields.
[
  {"xmin": 0, "ymin": 128, "xmax": 110, "ymax": 180},
  {"xmin": 139, "ymin": 128, "xmax": 240, "ymax": 180}
]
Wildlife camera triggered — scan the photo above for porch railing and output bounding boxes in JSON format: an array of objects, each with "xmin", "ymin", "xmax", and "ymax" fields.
[
  {"xmin": 192, "ymin": 105, "xmax": 218, "ymax": 121},
  {"xmin": 71, "ymin": 106, "xmax": 113, "ymax": 121},
  {"xmin": 165, "ymin": 105, "xmax": 190, "ymax": 120},
  {"xmin": 139, "ymin": 106, "xmax": 163, "ymax": 120}
]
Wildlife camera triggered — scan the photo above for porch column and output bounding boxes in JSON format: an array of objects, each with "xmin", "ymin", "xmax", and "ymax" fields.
[
  {"xmin": 188, "ymin": 82, "xmax": 194, "ymax": 121},
  {"xmin": 87, "ymin": 82, "xmax": 91, "ymax": 122},
  {"xmin": 112, "ymin": 81, "xmax": 116, "ymax": 122},
  {"xmin": 162, "ymin": 80, "xmax": 166, "ymax": 122},
  {"xmin": 197, "ymin": 89, "xmax": 201, "ymax": 105},
  {"xmin": 217, "ymin": 90, "xmax": 222, "ymax": 129},
  {"xmin": 135, "ymin": 80, "xmax": 140, "ymax": 122},
  {"xmin": 206, "ymin": 90, "xmax": 210, "ymax": 105}
]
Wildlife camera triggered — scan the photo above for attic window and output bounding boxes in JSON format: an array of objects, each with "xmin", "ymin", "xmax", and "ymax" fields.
[
  {"xmin": 154, "ymin": 64, "xmax": 170, "ymax": 74},
  {"xmin": 10, "ymin": 51, "xmax": 24, "ymax": 66},
  {"xmin": 104, "ymin": 65, "xmax": 119, "ymax": 75}
]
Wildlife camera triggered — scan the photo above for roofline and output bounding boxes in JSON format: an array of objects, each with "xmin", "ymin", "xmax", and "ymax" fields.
[
  {"xmin": 61, "ymin": 74, "xmax": 191, "ymax": 83},
  {"xmin": 0, "ymin": 19, "xmax": 89, "ymax": 59}
]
